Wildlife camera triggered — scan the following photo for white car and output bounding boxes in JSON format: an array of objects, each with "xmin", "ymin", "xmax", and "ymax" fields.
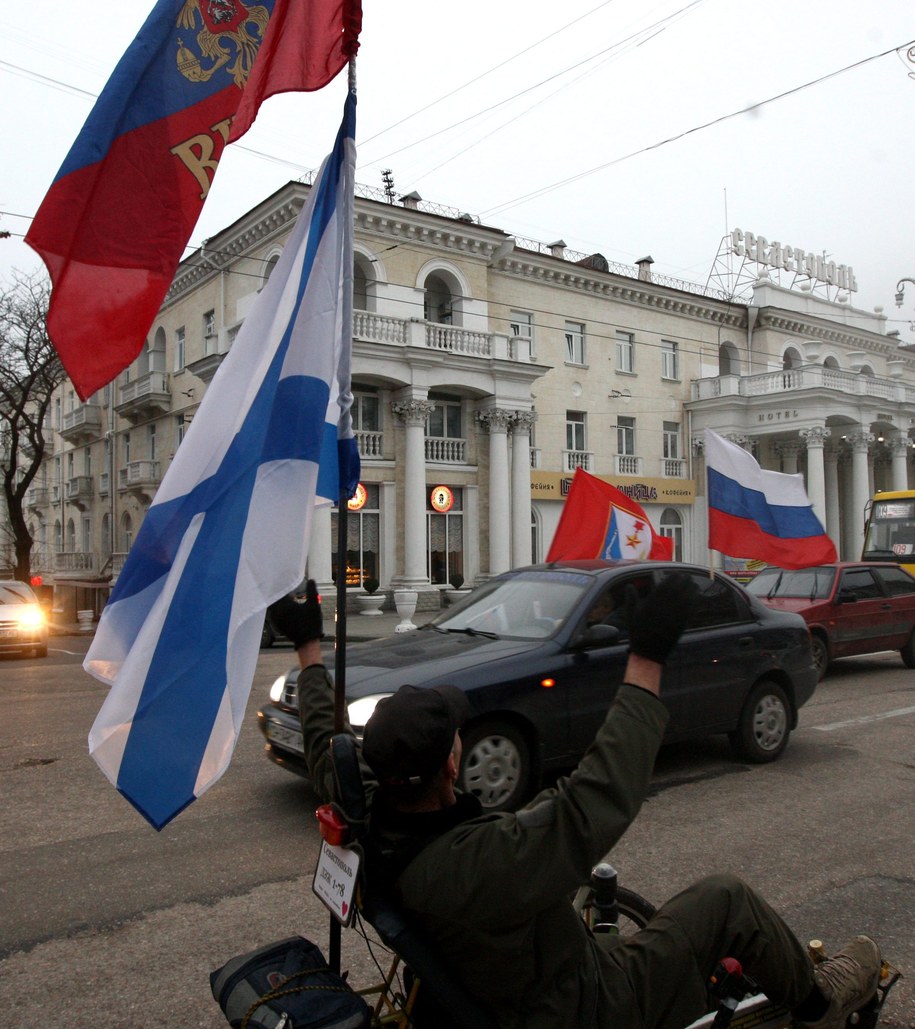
[{"xmin": 0, "ymin": 581, "xmax": 49, "ymax": 657}]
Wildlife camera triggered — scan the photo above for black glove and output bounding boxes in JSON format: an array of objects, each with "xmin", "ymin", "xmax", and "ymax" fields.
[
  {"xmin": 267, "ymin": 579, "xmax": 324, "ymax": 648},
  {"xmin": 625, "ymin": 573, "xmax": 696, "ymax": 664}
]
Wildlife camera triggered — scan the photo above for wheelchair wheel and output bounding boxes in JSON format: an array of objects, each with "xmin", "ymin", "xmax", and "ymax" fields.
[{"xmin": 573, "ymin": 884, "xmax": 657, "ymax": 937}]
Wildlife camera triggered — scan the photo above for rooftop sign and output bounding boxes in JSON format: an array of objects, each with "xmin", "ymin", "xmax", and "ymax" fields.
[{"xmin": 730, "ymin": 228, "xmax": 857, "ymax": 292}]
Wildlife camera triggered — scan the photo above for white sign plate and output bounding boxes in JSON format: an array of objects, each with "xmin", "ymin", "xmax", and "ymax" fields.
[{"xmin": 312, "ymin": 840, "xmax": 360, "ymax": 926}]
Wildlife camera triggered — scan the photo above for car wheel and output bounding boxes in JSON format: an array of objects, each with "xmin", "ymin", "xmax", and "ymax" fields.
[
  {"xmin": 730, "ymin": 680, "xmax": 791, "ymax": 763},
  {"xmin": 459, "ymin": 721, "xmax": 531, "ymax": 813},
  {"xmin": 810, "ymin": 634, "xmax": 830, "ymax": 681},
  {"xmin": 261, "ymin": 620, "xmax": 275, "ymax": 649},
  {"xmin": 901, "ymin": 630, "xmax": 915, "ymax": 669}
]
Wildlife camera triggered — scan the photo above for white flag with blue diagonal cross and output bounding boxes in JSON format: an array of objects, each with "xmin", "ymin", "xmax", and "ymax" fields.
[{"xmin": 86, "ymin": 93, "xmax": 360, "ymax": 830}]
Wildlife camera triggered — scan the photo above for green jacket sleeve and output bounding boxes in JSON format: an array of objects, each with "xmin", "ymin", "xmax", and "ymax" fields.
[
  {"xmin": 296, "ymin": 664, "xmax": 378, "ymax": 807},
  {"xmin": 402, "ymin": 683, "xmax": 668, "ymax": 925}
]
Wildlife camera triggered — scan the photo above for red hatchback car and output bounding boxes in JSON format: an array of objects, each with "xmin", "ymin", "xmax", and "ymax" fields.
[{"xmin": 745, "ymin": 561, "xmax": 915, "ymax": 680}]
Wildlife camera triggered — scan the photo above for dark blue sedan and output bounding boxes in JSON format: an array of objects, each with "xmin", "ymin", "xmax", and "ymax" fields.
[{"xmin": 258, "ymin": 561, "xmax": 817, "ymax": 811}]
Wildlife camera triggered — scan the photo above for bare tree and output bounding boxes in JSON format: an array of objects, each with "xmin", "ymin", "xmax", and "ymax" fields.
[{"xmin": 0, "ymin": 270, "xmax": 66, "ymax": 581}]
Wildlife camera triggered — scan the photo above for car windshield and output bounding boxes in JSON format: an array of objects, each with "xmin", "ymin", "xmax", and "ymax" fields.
[
  {"xmin": 745, "ymin": 567, "xmax": 836, "ymax": 600},
  {"xmin": 0, "ymin": 583, "xmax": 35, "ymax": 605},
  {"xmin": 430, "ymin": 570, "xmax": 593, "ymax": 639}
]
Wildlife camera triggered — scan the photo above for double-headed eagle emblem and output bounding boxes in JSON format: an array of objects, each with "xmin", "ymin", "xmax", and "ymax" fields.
[{"xmin": 176, "ymin": 0, "xmax": 270, "ymax": 89}]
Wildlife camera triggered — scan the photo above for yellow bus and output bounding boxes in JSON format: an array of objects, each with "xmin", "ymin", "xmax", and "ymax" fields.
[{"xmin": 861, "ymin": 490, "xmax": 915, "ymax": 576}]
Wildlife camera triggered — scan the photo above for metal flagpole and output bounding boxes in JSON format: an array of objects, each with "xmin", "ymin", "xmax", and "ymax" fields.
[{"xmin": 328, "ymin": 55, "xmax": 359, "ymax": 976}]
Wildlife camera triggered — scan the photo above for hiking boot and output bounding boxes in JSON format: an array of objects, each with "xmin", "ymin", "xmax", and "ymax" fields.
[{"xmin": 797, "ymin": 935, "xmax": 881, "ymax": 1029}]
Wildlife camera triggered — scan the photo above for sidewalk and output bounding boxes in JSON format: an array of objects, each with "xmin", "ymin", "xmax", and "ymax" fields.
[{"xmin": 51, "ymin": 609, "xmax": 440, "ymax": 642}]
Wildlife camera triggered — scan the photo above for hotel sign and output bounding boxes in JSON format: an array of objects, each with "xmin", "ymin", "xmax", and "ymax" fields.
[
  {"xmin": 531, "ymin": 471, "xmax": 695, "ymax": 504},
  {"xmin": 730, "ymin": 228, "xmax": 857, "ymax": 292}
]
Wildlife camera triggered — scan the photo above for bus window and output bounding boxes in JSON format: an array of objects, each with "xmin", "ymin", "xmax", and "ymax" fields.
[{"xmin": 862, "ymin": 495, "xmax": 915, "ymax": 572}]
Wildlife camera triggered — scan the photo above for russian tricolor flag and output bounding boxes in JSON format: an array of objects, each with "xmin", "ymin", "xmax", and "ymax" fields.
[
  {"xmin": 85, "ymin": 94, "xmax": 360, "ymax": 830},
  {"xmin": 705, "ymin": 429, "xmax": 836, "ymax": 569}
]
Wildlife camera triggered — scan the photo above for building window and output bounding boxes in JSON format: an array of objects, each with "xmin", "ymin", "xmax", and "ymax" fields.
[
  {"xmin": 124, "ymin": 432, "xmax": 131, "ymax": 464},
  {"xmin": 67, "ymin": 451, "xmax": 74, "ymax": 477},
  {"xmin": 661, "ymin": 340, "xmax": 680, "ymax": 380},
  {"xmin": 150, "ymin": 328, "xmax": 166, "ymax": 373},
  {"xmin": 617, "ymin": 416, "xmax": 635, "ymax": 456},
  {"xmin": 83, "ymin": 447, "xmax": 91, "ymax": 476},
  {"xmin": 427, "ymin": 488, "xmax": 463, "ymax": 586},
  {"xmin": 175, "ymin": 415, "xmax": 186, "ymax": 448},
  {"xmin": 427, "ymin": 395, "xmax": 462, "ymax": 439},
  {"xmin": 353, "ymin": 390, "xmax": 380, "ymax": 432},
  {"xmin": 509, "ymin": 310, "xmax": 534, "ymax": 354},
  {"xmin": 331, "ymin": 482, "xmax": 379, "ymax": 587},
  {"xmin": 174, "ymin": 327, "xmax": 186, "ymax": 371},
  {"xmin": 566, "ymin": 410, "xmax": 586, "ymax": 452},
  {"xmin": 663, "ymin": 421, "xmax": 680, "ymax": 460},
  {"xmin": 564, "ymin": 321, "xmax": 585, "ymax": 364},
  {"xmin": 615, "ymin": 330, "xmax": 634, "ymax": 373},
  {"xmin": 148, "ymin": 423, "xmax": 157, "ymax": 461},
  {"xmin": 203, "ymin": 310, "xmax": 217, "ymax": 355}
]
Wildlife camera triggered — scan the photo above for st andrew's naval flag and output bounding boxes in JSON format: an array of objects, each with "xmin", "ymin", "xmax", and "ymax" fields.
[
  {"xmin": 86, "ymin": 94, "xmax": 360, "ymax": 830},
  {"xmin": 705, "ymin": 428, "xmax": 836, "ymax": 569},
  {"xmin": 26, "ymin": 0, "xmax": 361, "ymax": 401},
  {"xmin": 546, "ymin": 469, "xmax": 673, "ymax": 562}
]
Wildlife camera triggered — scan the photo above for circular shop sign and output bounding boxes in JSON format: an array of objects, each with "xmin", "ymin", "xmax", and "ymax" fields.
[
  {"xmin": 430, "ymin": 485, "xmax": 454, "ymax": 513},
  {"xmin": 348, "ymin": 483, "xmax": 367, "ymax": 511}
]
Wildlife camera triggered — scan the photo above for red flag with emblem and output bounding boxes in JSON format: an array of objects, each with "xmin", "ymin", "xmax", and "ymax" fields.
[
  {"xmin": 26, "ymin": 0, "xmax": 361, "ymax": 401},
  {"xmin": 547, "ymin": 468, "xmax": 674, "ymax": 562}
]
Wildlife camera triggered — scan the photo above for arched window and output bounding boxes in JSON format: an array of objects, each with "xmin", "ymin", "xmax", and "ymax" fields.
[
  {"xmin": 718, "ymin": 342, "xmax": 740, "ymax": 376},
  {"xmin": 659, "ymin": 508, "xmax": 683, "ymax": 561},
  {"xmin": 150, "ymin": 328, "xmax": 166, "ymax": 373},
  {"xmin": 66, "ymin": 518, "xmax": 77, "ymax": 552},
  {"xmin": 423, "ymin": 272, "xmax": 455, "ymax": 325},
  {"xmin": 782, "ymin": 347, "xmax": 803, "ymax": 370},
  {"xmin": 263, "ymin": 252, "xmax": 280, "ymax": 288},
  {"xmin": 121, "ymin": 512, "xmax": 134, "ymax": 553}
]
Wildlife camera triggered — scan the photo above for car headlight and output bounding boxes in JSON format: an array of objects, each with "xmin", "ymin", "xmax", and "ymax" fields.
[
  {"xmin": 269, "ymin": 674, "xmax": 289, "ymax": 703},
  {"xmin": 347, "ymin": 694, "xmax": 393, "ymax": 732},
  {"xmin": 18, "ymin": 607, "xmax": 45, "ymax": 629}
]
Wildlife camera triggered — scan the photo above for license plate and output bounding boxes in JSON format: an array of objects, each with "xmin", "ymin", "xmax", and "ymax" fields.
[
  {"xmin": 0, "ymin": 628, "xmax": 19, "ymax": 639},
  {"xmin": 265, "ymin": 720, "xmax": 304, "ymax": 753}
]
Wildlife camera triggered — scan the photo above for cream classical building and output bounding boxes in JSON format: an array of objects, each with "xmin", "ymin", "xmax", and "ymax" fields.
[{"xmin": 18, "ymin": 182, "xmax": 913, "ymax": 619}]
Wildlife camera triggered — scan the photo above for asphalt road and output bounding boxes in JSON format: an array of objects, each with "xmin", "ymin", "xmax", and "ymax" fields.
[{"xmin": 1, "ymin": 638, "xmax": 912, "ymax": 1028}]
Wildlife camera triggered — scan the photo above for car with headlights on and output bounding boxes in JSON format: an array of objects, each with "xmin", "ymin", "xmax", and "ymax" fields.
[
  {"xmin": 744, "ymin": 561, "xmax": 915, "ymax": 680},
  {"xmin": 258, "ymin": 561, "xmax": 817, "ymax": 812},
  {"xmin": 0, "ymin": 580, "xmax": 49, "ymax": 657}
]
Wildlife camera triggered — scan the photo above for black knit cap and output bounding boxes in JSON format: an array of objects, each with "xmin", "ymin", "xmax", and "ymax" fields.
[{"xmin": 362, "ymin": 684, "xmax": 471, "ymax": 786}]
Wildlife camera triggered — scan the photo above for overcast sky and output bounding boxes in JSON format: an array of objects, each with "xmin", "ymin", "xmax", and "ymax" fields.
[{"xmin": 3, "ymin": 0, "xmax": 914, "ymax": 339}]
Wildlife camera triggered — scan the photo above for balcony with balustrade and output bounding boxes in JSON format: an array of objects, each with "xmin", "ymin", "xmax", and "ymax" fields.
[
  {"xmin": 60, "ymin": 403, "xmax": 103, "ymax": 444},
  {"xmin": 563, "ymin": 450, "xmax": 593, "ymax": 473},
  {"xmin": 116, "ymin": 371, "xmax": 172, "ymax": 423},
  {"xmin": 692, "ymin": 364, "xmax": 915, "ymax": 406},
  {"xmin": 355, "ymin": 430, "xmax": 385, "ymax": 460},
  {"xmin": 118, "ymin": 460, "xmax": 161, "ymax": 498},
  {"xmin": 65, "ymin": 476, "xmax": 94, "ymax": 510},
  {"xmin": 353, "ymin": 311, "xmax": 519, "ymax": 362},
  {"xmin": 426, "ymin": 437, "xmax": 467, "ymax": 464},
  {"xmin": 660, "ymin": 457, "xmax": 687, "ymax": 478},
  {"xmin": 614, "ymin": 455, "xmax": 643, "ymax": 476}
]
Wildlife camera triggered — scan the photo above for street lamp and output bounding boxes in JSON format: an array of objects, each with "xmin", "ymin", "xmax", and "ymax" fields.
[{"xmin": 895, "ymin": 277, "xmax": 915, "ymax": 307}]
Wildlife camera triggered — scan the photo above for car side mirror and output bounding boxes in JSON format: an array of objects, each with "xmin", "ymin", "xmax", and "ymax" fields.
[
  {"xmin": 573, "ymin": 623, "xmax": 622, "ymax": 649},
  {"xmin": 837, "ymin": 589, "xmax": 857, "ymax": 604}
]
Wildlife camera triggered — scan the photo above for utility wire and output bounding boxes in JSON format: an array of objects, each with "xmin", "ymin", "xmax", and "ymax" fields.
[{"xmin": 482, "ymin": 41, "xmax": 910, "ymax": 217}]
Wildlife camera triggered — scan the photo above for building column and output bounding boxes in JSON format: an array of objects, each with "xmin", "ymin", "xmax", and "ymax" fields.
[
  {"xmin": 890, "ymin": 434, "xmax": 910, "ymax": 492},
  {"xmin": 776, "ymin": 440, "xmax": 802, "ymax": 475},
  {"xmin": 848, "ymin": 431, "xmax": 875, "ymax": 560},
  {"xmin": 824, "ymin": 444, "xmax": 841, "ymax": 553},
  {"xmin": 510, "ymin": 411, "xmax": 536, "ymax": 568},
  {"xmin": 479, "ymin": 407, "xmax": 513, "ymax": 575},
  {"xmin": 391, "ymin": 395, "xmax": 435, "ymax": 589},
  {"xmin": 308, "ymin": 504, "xmax": 334, "ymax": 596},
  {"xmin": 800, "ymin": 426, "xmax": 830, "ymax": 531}
]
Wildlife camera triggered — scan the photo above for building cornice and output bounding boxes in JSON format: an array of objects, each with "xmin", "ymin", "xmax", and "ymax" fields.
[{"xmin": 754, "ymin": 308, "xmax": 904, "ymax": 358}]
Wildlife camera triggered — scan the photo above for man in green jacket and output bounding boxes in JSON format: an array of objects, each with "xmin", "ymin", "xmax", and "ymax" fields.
[{"xmin": 270, "ymin": 578, "xmax": 880, "ymax": 1029}]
